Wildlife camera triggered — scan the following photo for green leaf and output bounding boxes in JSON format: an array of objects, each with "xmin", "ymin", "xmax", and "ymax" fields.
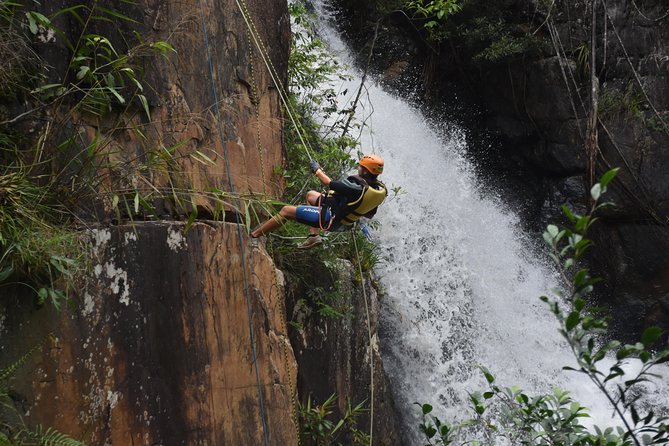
[
  {"xmin": 590, "ymin": 183, "xmax": 602, "ymax": 201},
  {"xmin": 106, "ymin": 86, "xmax": 126, "ymax": 104},
  {"xmin": 191, "ymin": 150, "xmax": 216, "ymax": 166},
  {"xmin": 640, "ymin": 350, "xmax": 650, "ymax": 363},
  {"xmin": 138, "ymin": 94, "xmax": 151, "ymax": 120},
  {"xmin": 481, "ymin": 368, "xmax": 495, "ymax": 384},
  {"xmin": 574, "ymin": 269, "xmax": 589, "ymax": 289},
  {"xmin": 547, "ymin": 224, "xmax": 559, "ymax": 238},
  {"xmin": 31, "ymin": 83, "xmax": 63, "ymax": 94},
  {"xmin": 30, "ymin": 11, "xmax": 51, "ymax": 27},
  {"xmin": 565, "ymin": 311, "xmax": 580, "ymax": 331},
  {"xmin": 562, "ymin": 204, "xmax": 578, "ymax": 223},
  {"xmin": 0, "ymin": 266, "xmax": 13, "ymax": 283},
  {"xmin": 76, "ymin": 65, "xmax": 90, "ymax": 80},
  {"xmin": 37, "ymin": 288, "xmax": 48, "ymax": 305},
  {"xmin": 575, "ymin": 215, "xmax": 590, "ymax": 232},
  {"xmin": 641, "ymin": 326, "xmax": 662, "ymax": 347},
  {"xmin": 245, "ymin": 202, "xmax": 251, "ymax": 235},
  {"xmin": 25, "ymin": 12, "xmax": 38, "ymax": 34},
  {"xmin": 185, "ymin": 199, "xmax": 198, "ymax": 232},
  {"xmin": 422, "ymin": 403, "xmax": 433, "ymax": 415},
  {"xmin": 599, "ymin": 168, "xmax": 619, "ymax": 188},
  {"xmin": 96, "ymin": 5, "xmax": 138, "ymax": 23}
]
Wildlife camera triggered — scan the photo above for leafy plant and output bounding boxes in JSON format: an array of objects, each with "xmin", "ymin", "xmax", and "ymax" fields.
[
  {"xmin": 573, "ymin": 42, "xmax": 590, "ymax": 80},
  {"xmin": 0, "ymin": 165, "xmax": 81, "ymax": 309},
  {"xmin": 404, "ymin": 0, "xmax": 462, "ymax": 43},
  {"xmin": 644, "ymin": 111, "xmax": 669, "ymax": 133},
  {"xmin": 599, "ymin": 83, "xmax": 643, "ymax": 121},
  {"xmin": 457, "ymin": 15, "xmax": 546, "ymax": 64},
  {"xmin": 14, "ymin": 3, "xmax": 174, "ymax": 120},
  {"xmin": 299, "ymin": 394, "xmax": 369, "ymax": 446},
  {"xmin": 0, "ymin": 1, "xmax": 181, "ymax": 307},
  {"xmin": 417, "ymin": 169, "xmax": 669, "ymax": 445}
]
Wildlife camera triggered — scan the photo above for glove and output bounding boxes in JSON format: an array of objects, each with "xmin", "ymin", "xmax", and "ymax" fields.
[{"xmin": 309, "ymin": 159, "xmax": 321, "ymax": 174}]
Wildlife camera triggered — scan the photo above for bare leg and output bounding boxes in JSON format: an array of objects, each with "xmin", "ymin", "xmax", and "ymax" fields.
[
  {"xmin": 251, "ymin": 206, "xmax": 296, "ymax": 237},
  {"xmin": 306, "ymin": 190, "xmax": 321, "ymax": 205}
]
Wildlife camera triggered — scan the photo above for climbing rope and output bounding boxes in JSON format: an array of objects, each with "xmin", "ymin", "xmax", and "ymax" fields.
[
  {"xmin": 197, "ymin": 1, "xmax": 270, "ymax": 445},
  {"xmin": 352, "ymin": 229, "xmax": 376, "ymax": 445},
  {"xmin": 270, "ymin": 272, "xmax": 302, "ymax": 445},
  {"xmin": 234, "ymin": 0, "xmax": 315, "ymax": 161},
  {"xmin": 245, "ymin": 25, "xmax": 268, "ymax": 195}
]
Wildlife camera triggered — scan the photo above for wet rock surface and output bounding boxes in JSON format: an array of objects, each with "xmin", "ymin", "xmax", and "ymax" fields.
[
  {"xmin": 287, "ymin": 256, "xmax": 402, "ymax": 445},
  {"xmin": 1, "ymin": 222, "xmax": 298, "ymax": 445}
]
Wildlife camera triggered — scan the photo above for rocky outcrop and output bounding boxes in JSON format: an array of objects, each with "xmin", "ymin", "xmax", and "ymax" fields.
[
  {"xmin": 1, "ymin": 222, "xmax": 298, "ymax": 444},
  {"xmin": 288, "ymin": 257, "xmax": 401, "ymax": 445},
  {"xmin": 15, "ymin": 0, "xmax": 290, "ymax": 218}
]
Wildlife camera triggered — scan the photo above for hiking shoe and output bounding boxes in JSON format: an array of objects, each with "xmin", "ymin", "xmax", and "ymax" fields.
[{"xmin": 297, "ymin": 235, "xmax": 323, "ymax": 250}]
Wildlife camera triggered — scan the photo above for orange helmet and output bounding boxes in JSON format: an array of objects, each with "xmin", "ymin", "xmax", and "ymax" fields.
[{"xmin": 359, "ymin": 154, "xmax": 384, "ymax": 175}]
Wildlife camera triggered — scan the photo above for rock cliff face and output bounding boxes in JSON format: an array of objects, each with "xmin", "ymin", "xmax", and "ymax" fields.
[
  {"xmin": 332, "ymin": 0, "xmax": 669, "ymax": 336},
  {"xmin": 288, "ymin": 257, "xmax": 402, "ymax": 444},
  {"xmin": 24, "ymin": 0, "xmax": 289, "ymax": 217},
  {"xmin": 1, "ymin": 1, "xmax": 403, "ymax": 444},
  {"xmin": 2, "ymin": 222, "xmax": 298, "ymax": 445}
]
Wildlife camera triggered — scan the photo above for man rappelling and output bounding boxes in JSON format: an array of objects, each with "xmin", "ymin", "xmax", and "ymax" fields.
[{"xmin": 251, "ymin": 154, "xmax": 387, "ymax": 249}]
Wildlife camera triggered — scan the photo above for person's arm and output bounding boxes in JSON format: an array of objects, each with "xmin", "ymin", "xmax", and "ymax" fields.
[
  {"xmin": 309, "ymin": 160, "xmax": 331, "ymax": 186},
  {"xmin": 314, "ymin": 168, "xmax": 331, "ymax": 186}
]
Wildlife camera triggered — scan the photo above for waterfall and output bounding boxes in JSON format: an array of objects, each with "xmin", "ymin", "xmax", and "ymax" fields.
[{"xmin": 308, "ymin": 2, "xmax": 669, "ymax": 443}]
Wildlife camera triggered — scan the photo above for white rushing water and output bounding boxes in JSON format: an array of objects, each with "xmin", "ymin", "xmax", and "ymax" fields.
[{"xmin": 308, "ymin": 2, "xmax": 669, "ymax": 443}]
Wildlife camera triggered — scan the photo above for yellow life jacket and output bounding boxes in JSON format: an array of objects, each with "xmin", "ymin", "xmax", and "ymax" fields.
[{"xmin": 338, "ymin": 180, "xmax": 387, "ymax": 226}]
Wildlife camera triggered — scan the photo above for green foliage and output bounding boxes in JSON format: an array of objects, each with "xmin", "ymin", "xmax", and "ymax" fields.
[
  {"xmin": 284, "ymin": 1, "xmax": 358, "ymax": 198},
  {"xmin": 644, "ymin": 111, "xmax": 669, "ymax": 133},
  {"xmin": 6, "ymin": 426, "xmax": 85, "ymax": 446},
  {"xmin": 417, "ymin": 169, "xmax": 669, "ymax": 445},
  {"xmin": 573, "ymin": 42, "xmax": 590, "ymax": 80},
  {"xmin": 11, "ymin": 2, "xmax": 174, "ymax": 119},
  {"xmin": 404, "ymin": 0, "xmax": 462, "ymax": 43},
  {"xmin": 399, "ymin": 0, "xmax": 549, "ymax": 63},
  {"xmin": 599, "ymin": 83, "xmax": 643, "ymax": 121},
  {"xmin": 0, "ymin": 1, "xmax": 179, "ymax": 307},
  {"xmin": 0, "ymin": 166, "xmax": 81, "ymax": 308},
  {"xmin": 416, "ymin": 403, "xmax": 453, "ymax": 445},
  {"xmin": 299, "ymin": 394, "xmax": 369, "ymax": 446},
  {"xmin": 457, "ymin": 16, "xmax": 546, "ymax": 64}
]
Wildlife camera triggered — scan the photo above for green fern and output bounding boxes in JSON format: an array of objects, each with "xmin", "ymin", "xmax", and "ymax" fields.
[
  {"xmin": 23, "ymin": 426, "xmax": 85, "ymax": 446},
  {"xmin": 0, "ymin": 345, "xmax": 40, "ymax": 392}
]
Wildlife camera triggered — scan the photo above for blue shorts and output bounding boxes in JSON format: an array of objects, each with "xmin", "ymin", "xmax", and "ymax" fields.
[{"xmin": 295, "ymin": 205, "xmax": 332, "ymax": 228}]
